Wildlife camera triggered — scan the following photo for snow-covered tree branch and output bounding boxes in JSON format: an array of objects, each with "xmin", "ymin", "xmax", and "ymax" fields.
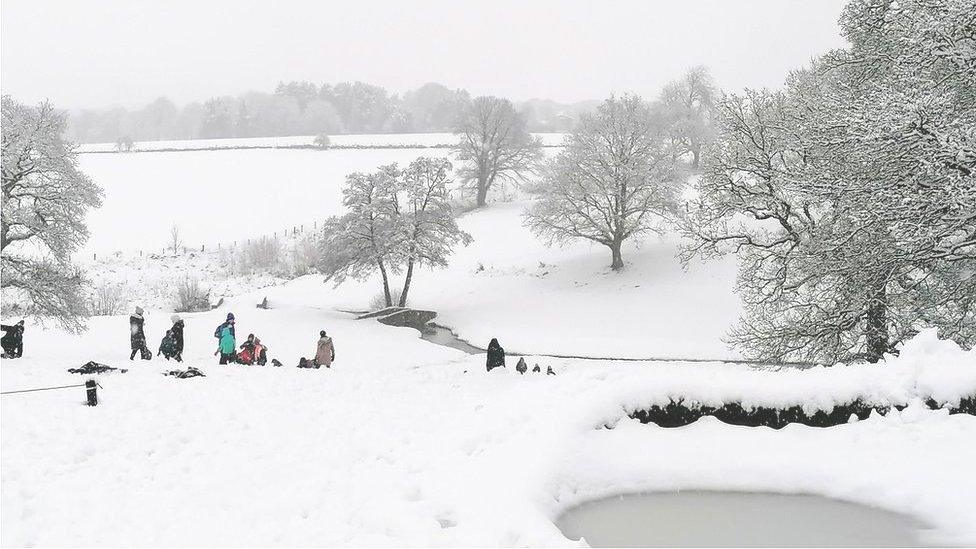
[{"xmin": 1, "ymin": 96, "xmax": 102, "ymax": 332}]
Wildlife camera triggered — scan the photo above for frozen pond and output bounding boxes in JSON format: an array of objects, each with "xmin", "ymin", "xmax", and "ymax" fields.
[{"xmin": 555, "ymin": 491, "xmax": 933, "ymax": 547}]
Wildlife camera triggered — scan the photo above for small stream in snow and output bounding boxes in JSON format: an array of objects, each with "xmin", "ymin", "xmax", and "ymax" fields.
[{"xmin": 555, "ymin": 491, "xmax": 933, "ymax": 547}]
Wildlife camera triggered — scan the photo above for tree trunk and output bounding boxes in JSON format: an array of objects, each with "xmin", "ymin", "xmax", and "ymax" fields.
[
  {"xmin": 691, "ymin": 147, "xmax": 701, "ymax": 169},
  {"xmin": 476, "ymin": 176, "xmax": 489, "ymax": 208},
  {"xmin": 864, "ymin": 281, "xmax": 889, "ymax": 363},
  {"xmin": 377, "ymin": 260, "xmax": 393, "ymax": 307},
  {"xmin": 609, "ymin": 240, "xmax": 624, "ymax": 271},
  {"xmin": 399, "ymin": 259, "xmax": 415, "ymax": 307}
]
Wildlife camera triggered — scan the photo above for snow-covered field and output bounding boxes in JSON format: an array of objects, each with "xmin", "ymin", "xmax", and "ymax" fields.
[
  {"xmin": 76, "ymin": 132, "xmax": 567, "ymax": 153},
  {"xmin": 2, "ymin": 279, "xmax": 975, "ymax": 546},
  {"xmin": 4, "ymin": 137, "xmax": 975, "ymax": 546}
]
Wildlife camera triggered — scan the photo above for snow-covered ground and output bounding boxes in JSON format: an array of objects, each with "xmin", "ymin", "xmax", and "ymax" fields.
[
  {"xmin": 2, "ymin": 278, "xmax": 975, "ymax": 546},
  {"xmin": 76, "ymin": 132, "xmax": 567, "ymax": 153},
  {"xmin": 4, "ymin": 136, "xmax": 974, "ymax": 547}
]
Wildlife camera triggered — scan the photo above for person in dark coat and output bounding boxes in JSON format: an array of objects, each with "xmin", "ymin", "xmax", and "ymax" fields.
[
  {"xmin": 1, "ymin": 320, "xmax": 25, "ymax": 358},
  {"xmin": 169, "ymin": 314, "xmax": 185, "ymax": 362},
  {"xmin": 158, "ymin": 330, "xmax": 179, "ymax": 360},
  {"xmin": 515, "ymin": 357, "xmax": 527, "ymax": 374},
  {"xmin": 129, "ymin": 307, "xmax": 151, "ymax": 360},
  {"xmin": 486, "ymin": 338, "xmax": 505, "ymax": 372}
]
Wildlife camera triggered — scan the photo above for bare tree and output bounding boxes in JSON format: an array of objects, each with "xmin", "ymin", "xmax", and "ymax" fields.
[
  {"xmin": 454, "ymin": 96, "xmax": 541, "ymax": 207},
  {"xmin": 656, "ymin": 66, "xmax": 717, "ymax": 168},
  {"xmin": 393, "ymin": 157, "xmax": 472, "ymax": 306},
  {"xmin": 524, "ymin": 95, "xmax": 678, "ymax": 271},
  {"xmin": 169, "ymin": 224, "xmax": 182, "ymax": 253},
  {"xmin": 2, "ymin": 96, "xmax": 103, "ymax": 332}
]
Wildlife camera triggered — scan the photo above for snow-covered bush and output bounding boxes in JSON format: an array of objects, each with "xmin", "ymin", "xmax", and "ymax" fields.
[
  {"xmin": 291, "ymin": 234, "xmax": 321, "ymax": 276},
  {"xmin": 173, "ymin": 277, "xmax": 210, "ymax": 312},
  {"xmin": 247, "ymin": 238, "xmax": 284, "ymax": 273},
  {"xmin": 87, "ymin": 282, "xmax": 128, "ymax": 316},
  {"xmin": 313, "ymin": 134, "xmax": 331, "ymax": 149},
  {"xmin": 369, "ymin": 290, "xmax": 404, "ymax": 311}
]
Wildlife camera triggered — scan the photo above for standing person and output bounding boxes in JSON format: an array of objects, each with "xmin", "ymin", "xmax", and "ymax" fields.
[
  {"xmin": 314, "ymin": 330, "xmax": 335, "ymax": 368},
  {"xmin": 0, "ymin": 320, "xmax": 25, "ymax": 358},
  {"xmin": 129, "ymin": 307, "xmax": 151, "ymax": 360},
  {"xmin": 169, "ymin": 314, "xmax": 185, "ymax": 362},
  {"xmin": 486, "ymin": 338, "xmax": 505, "ymax": 372},
  {"xmin": 214, "ymin": 313, "xmax": 236, "ymax": 364}
]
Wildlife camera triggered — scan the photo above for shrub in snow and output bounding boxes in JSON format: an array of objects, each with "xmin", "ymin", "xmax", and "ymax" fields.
[
  {"xmin": 87, "ymin": 282, "xmax": 128, "ymax": 316},
  {"xmin": 313, "ymin": 134, "xmax": 331, "ymax": 149},
  {"xmin": 369, "ymin": 290, "xmax": 404, "ymax": 311},
  {"xmin": 173, "ymin": 277, "xmax": 210, "ymax": 313},
  {"xmin": 291, "ymin": 234, "xmax": 321, "ymax": 276}
]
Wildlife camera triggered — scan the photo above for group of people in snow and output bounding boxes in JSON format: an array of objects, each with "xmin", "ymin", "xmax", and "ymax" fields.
[
  {"xmin": 129, "ymin": 307, "xmax": 185, "ymax": 362},
  {"xmin": 486, "ymin": 338, "xmax": 554, "ymax": 375},
  {"xmin": 1, "ymin": 320, "xmax": 25, "ymax": 359},
  {"xmin": 123, "ymin": 308, "xmax": 335, "ymax": 369}
]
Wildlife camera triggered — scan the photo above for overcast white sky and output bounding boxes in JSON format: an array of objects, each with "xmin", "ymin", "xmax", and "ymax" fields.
[{"xmin": 2, "ymin": 0, "xmax": 849, "ymax": 109}]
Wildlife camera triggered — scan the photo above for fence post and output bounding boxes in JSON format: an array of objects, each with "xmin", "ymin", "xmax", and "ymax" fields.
[{"xmin": 85, "ymin": 380, "xmax": 98, "ymax": 406}]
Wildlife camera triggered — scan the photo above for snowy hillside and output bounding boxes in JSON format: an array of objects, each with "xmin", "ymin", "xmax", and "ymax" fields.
[{"xmin": 2, "ymin": 279, "xmax": 975, "ymax": 546}]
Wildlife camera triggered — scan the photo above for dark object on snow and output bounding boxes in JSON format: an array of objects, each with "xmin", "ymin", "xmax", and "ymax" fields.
[
  {"xmin": 1, "ymin": 320, "xmax": 25, "ymax": 358},
  {"xmin": 68, "ymin": 361, "xmax": 128, "ymax": 375},
  {"xmin": 163, "ymin": 366, "xmax": 206, "ymax": 379},
  {"xmin": 546, "ymin": 366, "xmax": 555, "ymax": 376},
  {"xmin": 486, "ymin": 338, "xmax": 505, "ymax": 372},
  {"xmin": 158, "ymin": 330, "xmax": 179, "ymax": 360},
  {"xmin": 86, "ymin": 379, "xmax": 98, "ymax": 406},
  {"xmin": 376, "ymin": 308, "xmax": 437, "ymax": 330},
  {"xmin": 169, "ymin": 316, "xmax": 185, "ymax": 361},
  {"xmin": 271, "ymin": 358, "xmax": 283, "ymax": 367},
  {"xmin": 630, "ymin": 395, "xmax": 976, "ymax": 430},
  {"xmin": 257, "ymin": 297, "xmax": 269, "ymax": 309},
  {"xmin": 516, "ymin": 357, "xmax": 527, "ymax": 374},
  {"xmin": 297, "ymin": 356, "xmax": 319, "ymax": 369},
  {"xmin": 129, "ymin": 310, "xmax": 151, "ymax": 360},
  {"xmin": 532, "ymin": 364, "xmax": 541, "ymax": 373}
]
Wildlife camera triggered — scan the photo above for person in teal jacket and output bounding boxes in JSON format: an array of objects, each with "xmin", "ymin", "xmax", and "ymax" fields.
[{"xmin": 214, "ymin": 313, "xmax": 236, "ymax": 364}]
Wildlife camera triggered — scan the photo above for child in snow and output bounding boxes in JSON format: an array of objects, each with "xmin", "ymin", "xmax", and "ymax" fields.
[
  {"xmin": 253, "ymin": 337, "xmax": 268, "ymax": 366},
  {"xmin": 1, "ymin": 320, "xmax": 25, "ymax": 358},
  {"xmin": 238, "ymin": 333, "xmax": 257, "ymax": 365},
  {"xmin": 158, "ymin": 330, "xmax": 180, "ymax": 360},
  {"xmin": 129, "ymin": 307, "xmax": 152, "ymax": 360},
  {"xmin": 214, "ymin": 313, "xmax": 236, "ymax": 364}
]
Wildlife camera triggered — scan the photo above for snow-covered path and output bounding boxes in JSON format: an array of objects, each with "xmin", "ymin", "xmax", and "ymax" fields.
[{"xmin": 3, "ymin": 279, "xmax": 975, "ymax": 546}]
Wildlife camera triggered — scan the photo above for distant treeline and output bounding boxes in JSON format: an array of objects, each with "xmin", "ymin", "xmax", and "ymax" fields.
[{"xmin": 66, "ymin": 81, "xmax": 598, "ymax": 144}]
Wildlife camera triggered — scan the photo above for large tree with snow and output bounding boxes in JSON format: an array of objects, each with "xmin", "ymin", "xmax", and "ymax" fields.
[
  {"xmin": 2, "ymin": 96, "xmax": 103, "ymax": 332},
  {"xmin": 454, "ymin": 96, "xmax": 541, "ymax": 208},
  {"xmin": 681, "ymin": 0, "xmax": 975, "ymax": 364},
  {"xmin": 656, "ymin": 66, "xmax": 717, "ymax": 169},
  {"xmin": 319, "ymin": 166, "xmax": 401, "ymax": 307},
  {"xmin": 391, "ymin": 157, "xmax": 472, "ymax": 306},
  {"xmin": 524, "ymin": 95, "xmax": 679, "ymax": 271}
]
